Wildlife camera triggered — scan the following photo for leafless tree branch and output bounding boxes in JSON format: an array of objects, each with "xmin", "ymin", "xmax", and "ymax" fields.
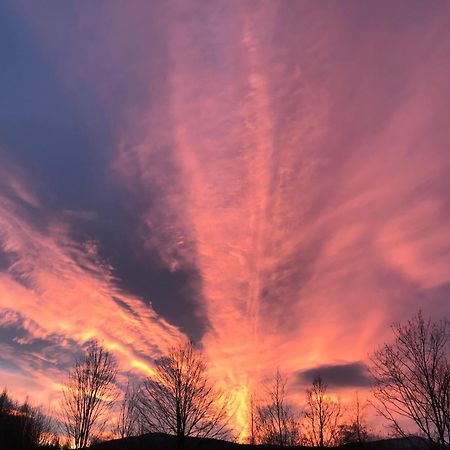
[
  {"xmin": 61, "ymin": 341, "xmax": 118, "ymax": 449},
  {"xmin": 369, "ymin": 311, "xmax": 450, "ymax": 448},
  {"xmin": 136, "ymin": 341, "xmax": 231, "ymax": 449}
]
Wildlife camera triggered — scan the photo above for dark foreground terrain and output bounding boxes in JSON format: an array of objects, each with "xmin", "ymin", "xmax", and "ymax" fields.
[{"xmin": 91, "ymin": 434, "xmax": 429, "ymax": 450}]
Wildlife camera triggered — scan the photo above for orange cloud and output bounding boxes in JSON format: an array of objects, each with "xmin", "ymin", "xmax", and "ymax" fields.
[
  {"xmin": 4, "ymin": 0, "xmax": 450, "ymax": 441},
  {"xmin": 0, "ymin": 163, "xmax": 185, "ymax": 410},
  {"xmin": 113, "ymin": 1, "xmax": 450, "ymax": 439}
]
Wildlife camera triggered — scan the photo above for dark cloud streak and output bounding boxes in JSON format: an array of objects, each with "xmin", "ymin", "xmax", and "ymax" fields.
[
  {"xmin": 0, "ymin": 0, "xmax": 207, "ymax": 342},
  {"xmin": 296, "ymin": 362, "xmax": 372, "ymax": 388}
]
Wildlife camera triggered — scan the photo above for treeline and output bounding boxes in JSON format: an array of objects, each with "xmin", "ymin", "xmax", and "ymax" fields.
[
  {"xmin": 250, "ymin": 311, "xmax": 450, "ymax": 449},
  {"xmin": 2, "ymin": 311, "xmax": 450, "ymax": 449},
  {"xmin": 246, "ymin": 371, "xmax": 369, "ymax": 447},
  {"xmin": 0, "ymin": 389, "xmax": 59, "ymax": 449}
]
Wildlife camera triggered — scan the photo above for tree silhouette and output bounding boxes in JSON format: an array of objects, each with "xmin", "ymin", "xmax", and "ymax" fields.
[
  {"xmin": 112, "ymin": 379, "xmax": 140, "ymax": 439},
  {"xmin": 61, "ymin": 341, "xmax": 118, "ymax": 449},
  {"xmin": 337, "ymin": 393, "xmax": 368, "ymax": 445},
  {"xmin": 370, "ymin": 311, "xmax": 450, "ymax": 447},
  {"xmin": 0, "ymin": 389, "xmax": 54, "ymax": 450},
  {"xmin": 255, "ymin": 370, "xmax": 301, "ymax": 447},
  {"xmin": 304, "ymin": 376, "xmax": 342, "ymax": 447},
  {"xmin": 247, "ymin": 391, "xmax": 257, "ymax": 445},
  {"xmin": 136, "ymin": 341, "xmax": 230, "ymax": 449}
]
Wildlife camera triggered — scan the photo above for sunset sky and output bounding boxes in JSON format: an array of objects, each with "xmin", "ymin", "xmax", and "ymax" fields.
[{"xmin": 1, "ymin": 0, "xmax": 450, "ymax": 439}]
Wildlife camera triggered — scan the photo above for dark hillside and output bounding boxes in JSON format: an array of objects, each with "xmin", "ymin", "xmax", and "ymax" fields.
[
  {"xmin": 90, "ymin": 433, "xmax": 242, "ymax": 450},
  {"xmin": 90, "ymin": 434, "xmax": 429, "ymax": 450}
]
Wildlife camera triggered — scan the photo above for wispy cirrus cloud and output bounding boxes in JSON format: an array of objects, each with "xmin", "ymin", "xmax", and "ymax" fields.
[
  {"xmin": 1, "ymin": 0, "xmax": 450, "ymax": 440},
  {"xmin": 114, "ymin": 0, "xmax": 450, "ymax": 435},
  {"xmin": 0, "ymin": 161, "xmax": 185, "ymax": 406}
]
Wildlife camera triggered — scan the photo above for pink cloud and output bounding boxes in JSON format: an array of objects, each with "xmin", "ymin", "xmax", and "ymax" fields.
[{"xmin": 4, "ymin": 0, "xmax": 450, "ymax": 439}]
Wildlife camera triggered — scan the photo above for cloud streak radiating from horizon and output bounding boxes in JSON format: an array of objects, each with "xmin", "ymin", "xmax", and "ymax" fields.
[
  {"xmin": 1, "ymin": 0, "xmax": 450, "ymax": 438},
  {"xmin": 0, "ymin": 161, "xmax": 183, "ymax": 403}
]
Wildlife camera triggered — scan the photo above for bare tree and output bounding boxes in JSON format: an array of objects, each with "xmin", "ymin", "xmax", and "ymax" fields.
[
  {"xmin": 304, "ymin": 376, "xmax": 342, "ymax": 447},
  {"xmin": 255, "ymin": 370, "xmax": 301, "ymax": 447},
  {"xmin": 337, "ymin": 393, "xmax": 368, "ymax": 445},
  {"xmin": 62, "ymin": 341, "xmax": 118, "ymax": 449},
  {"xmin": 136, "ymin": 341, "xmax": 230, "ymax": 449},
  {"xmin": 247, "ymin": 391, "xmax": 257, "ymax": 445},
  {"xmin": 370, "ymin": 311, "xmax": 450, "ymax": 448},
  {"xmin": 352, "ymin": 393, "xmax": 367, "ymax": 443},
  {"xmin": 113, "ymin": 379, "xmax": 140, "ymax": 439}
]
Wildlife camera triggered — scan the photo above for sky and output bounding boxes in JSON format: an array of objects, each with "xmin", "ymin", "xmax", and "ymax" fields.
[{"xmin": 1, "ymin": 0, "xmax": 450, "ymax": 439}]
